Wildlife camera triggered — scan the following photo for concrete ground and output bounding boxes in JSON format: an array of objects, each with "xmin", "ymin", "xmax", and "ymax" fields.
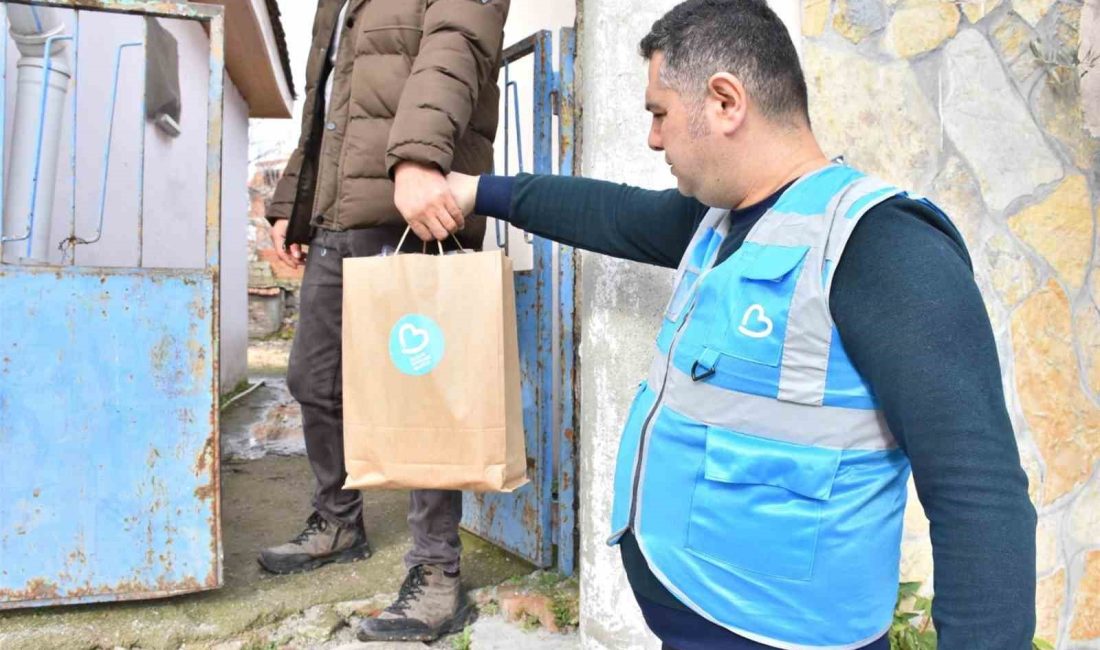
[{"xmin": 0, "ymin": 342, "xmax": 578, "ymax": 650}]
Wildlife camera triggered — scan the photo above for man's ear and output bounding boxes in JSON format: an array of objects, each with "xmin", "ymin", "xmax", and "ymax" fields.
[{"xmin": 706, "ymin": 72, "xmax": 748, "ymax": 136}]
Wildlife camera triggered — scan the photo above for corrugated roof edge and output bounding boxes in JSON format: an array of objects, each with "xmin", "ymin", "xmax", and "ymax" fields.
[{"xmin": 263, "ymin": 0, "xmax": 296, "ymax": 100}]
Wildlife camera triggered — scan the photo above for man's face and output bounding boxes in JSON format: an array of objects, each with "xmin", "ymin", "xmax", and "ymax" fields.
[{"xmin": 645, "ymin": 53, "xmax": 709, "ymax": 199}]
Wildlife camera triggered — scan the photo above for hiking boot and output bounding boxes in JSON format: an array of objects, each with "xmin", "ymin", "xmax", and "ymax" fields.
[
  {"xmin": 258, "ymin": 512, "xmax": 371, "ymax": 574},
  {"xmin": 356, "ymin": 564, "xmax": 474, "ymax": 642}
]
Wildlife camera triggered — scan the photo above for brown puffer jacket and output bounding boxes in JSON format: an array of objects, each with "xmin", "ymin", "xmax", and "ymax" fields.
[{"xmin": 267, "ymin": 0, "xmax": 509, "ymax": 247}]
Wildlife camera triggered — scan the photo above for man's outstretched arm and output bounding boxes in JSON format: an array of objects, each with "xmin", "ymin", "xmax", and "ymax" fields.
[{"xmin": 451, "ymin": 172, "xmax": 708, "ymax": 269}]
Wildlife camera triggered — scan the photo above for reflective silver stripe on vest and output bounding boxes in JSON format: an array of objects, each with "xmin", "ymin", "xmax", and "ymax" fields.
[
  {"xmin": 649, "ymin": 166, "xmax": 903, "ymax": 450},
  {"xmin": 823, "ymin": 176, "xmax": 899, "ymax": 297},
  {"xmin": 735, "ymin": 173, "xmax": 900, "ymax": 406},
  {"xmin": 663, "ymin": 207, "xmax": 731, "ymax": 319},
  {"xmin": 748, "ymin": 214, "xmax": 834, "ymax": 405},
  {"xmin": 653, "ymin": 364, "xmax": 897, "ymax": 450}
]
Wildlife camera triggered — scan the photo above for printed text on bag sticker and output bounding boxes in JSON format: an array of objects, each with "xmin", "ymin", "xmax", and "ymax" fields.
[{"xmin": 389, "ymin": 314, "xmax": 446, "ymax": 375}]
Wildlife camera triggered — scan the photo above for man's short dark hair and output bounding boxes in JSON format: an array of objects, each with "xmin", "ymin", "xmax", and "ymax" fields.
[{"xmin": 639, "ymin": 0, "xmax": 809, "ymax": 126}]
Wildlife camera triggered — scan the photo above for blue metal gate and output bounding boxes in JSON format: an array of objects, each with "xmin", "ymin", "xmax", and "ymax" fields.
[
  {"xmin": 0, "ymin": 0, "xmax": 225, "ymax": 608},
  {"xmin": 461, "ymin": 28, "xmax": 579, "ymax": 575}
]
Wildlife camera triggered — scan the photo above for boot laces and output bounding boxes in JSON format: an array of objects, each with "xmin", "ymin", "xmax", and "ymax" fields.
[
  {"xmin": 386, "ymin": 565, "xmax": 428, "ymax": 616},
  {"xmin": 291, "ymin": 512, "xmax": 328, "ymax": 545}
]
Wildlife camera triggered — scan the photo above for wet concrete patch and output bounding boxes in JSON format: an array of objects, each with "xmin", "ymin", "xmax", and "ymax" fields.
[{"xmin": 221, "ymin": 378, "xmax": 306, "ymax": 461}]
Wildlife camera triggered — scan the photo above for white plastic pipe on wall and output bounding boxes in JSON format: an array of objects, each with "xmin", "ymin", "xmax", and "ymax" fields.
[{"xmin": 1, "ymin": 4, "xmax": 71, "ymax": 264}]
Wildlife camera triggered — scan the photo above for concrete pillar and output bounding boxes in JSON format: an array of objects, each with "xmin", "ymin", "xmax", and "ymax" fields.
[
  {"xmin": 577, "ymin": 1, "xmax": 679, "ymax": 647},
  {"xmin": 574, "ymin": 2, "xmax": 802, "ymax": 648}
]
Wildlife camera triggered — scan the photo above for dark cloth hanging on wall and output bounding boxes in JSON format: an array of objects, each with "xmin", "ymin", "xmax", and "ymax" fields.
[{"xmin": 144, "ymin": 17, "xmax": 181, "ymax": 127}]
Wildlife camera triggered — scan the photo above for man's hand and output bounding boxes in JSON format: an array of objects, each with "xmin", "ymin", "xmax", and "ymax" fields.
[
  {"xmin": 394, "ymin": 161, "xmax": 465, "ymax": 241},
  {"xmin": 270, "ymin": 218, "xmax": 305, "ymax": 269},
  {"xmin": 446, "ymin": 171, "xmax": 479, "ymax": 217}
]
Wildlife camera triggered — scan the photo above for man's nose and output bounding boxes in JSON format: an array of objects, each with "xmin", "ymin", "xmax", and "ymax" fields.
[{"xmin": 648, "ymin": 126, "xmax": 663, "ymax": 152}]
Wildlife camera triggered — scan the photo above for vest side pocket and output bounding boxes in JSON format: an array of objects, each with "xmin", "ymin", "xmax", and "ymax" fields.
[{"xmin": 685, "ymin": 425, "xmax": 840, "ymax": 581}]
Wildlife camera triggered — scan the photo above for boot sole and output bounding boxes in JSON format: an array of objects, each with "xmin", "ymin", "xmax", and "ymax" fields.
[
  {"xmin": 257, "ymin": 543, "xmax": 372, "ymax": 575},
  {"xmin": 356, "ymin": 600, "xmax": 477, "ymax": 643}
]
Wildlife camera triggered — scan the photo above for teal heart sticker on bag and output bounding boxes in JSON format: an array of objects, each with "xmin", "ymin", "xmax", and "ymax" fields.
[{"xmin": 388, "ymin": 314, "xmax": 445, "ymax": 376}]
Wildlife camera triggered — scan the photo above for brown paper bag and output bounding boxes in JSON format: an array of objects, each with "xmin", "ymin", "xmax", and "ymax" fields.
[{"xmin": 341, "ymin": 246, "xmax": 528, "ymax": 492}]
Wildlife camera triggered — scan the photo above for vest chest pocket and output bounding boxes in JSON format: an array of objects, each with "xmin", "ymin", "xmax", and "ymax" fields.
[
  {"xmin": 686, "ymin": 425, "xmax": 840, "ymax": 581},
  {"xmin": 665, "ymin": 227, "xmax": 724, "ymax": 324},
  {"xmin": 703, "ymin": 244, "xmax": 809, "ymax": 369}
]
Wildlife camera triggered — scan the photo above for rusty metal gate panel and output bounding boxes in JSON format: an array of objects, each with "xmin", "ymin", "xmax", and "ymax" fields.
[
  {"xmin": 0, "ymin": 268, "xmax": 219, "ymax": 605},
  {"xmin": 0, "ymin": 0, "xmax": 225, "ymax": 608},
  {"xmin": 462, "ymin": 28, "xmax": 578, "ymax": 574}
]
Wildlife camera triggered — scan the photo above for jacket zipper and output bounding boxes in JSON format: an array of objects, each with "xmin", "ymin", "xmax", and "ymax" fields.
[
  {"xmin": 310, "ymin": 133, "xmax": 330, "ymax": 224},
  {"xmin": 311, "ymin": 5, "xmax": 351, "ymax": 228}
]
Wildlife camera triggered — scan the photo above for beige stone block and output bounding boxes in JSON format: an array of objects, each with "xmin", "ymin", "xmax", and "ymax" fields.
[
  {"xmin": 991, "ymin": 13, "xmax": 1028, "ymax": 53},
  {"xmin": 1069, "ymin": 477, "xmax": 1100, "ymax": 549},
  {"xmin": 499, "ymin": 589, "xmax": 564, "ymax": 633},
  {"xmin": 833, "ymin": 0, "xmax": 888, "ymax": 44},
  {"xmin": 1071, "ymin": 551, "xmax": 1100, "ymax": 639},
  {"xmin": 1010, "ymin": 176, "xmax": 1094, "ymax": 292},
  {"xmin": 1036, "ymin": 569, "xmax": 1067, "ymax": 641},
  {"xmin": 991, "ymin": 13, "xmax": 1041, "ymax": 84},
  {"xmin": 976, "ymin": 268, "xmax": 999, "ymax": 316},
  {"xmin": 1092, "ymin": 270, "xmax": 1100, "ymax": 309},
  {"xmin": 899, "ymin": 534, "xmax": 933, "ymax": 583},
  {"xmin": 1079, "ymin": 301, "xmax": 1100, "ymax": 398},
  {"xmin": 1013, "ymin": 0, "xmax": 1056, "ymax": 26},
  {"xmin": 929, "ymin": 156, "xmax": 986, "ymax": 248},
  {"xmin": 1054, "ymin": 1, "xmax": 1082, "ymax": 52},
  {"xmin": 805, "ymin": 42, "xmax": 940, "ymax": 191},
  {"xmin": 942, "ymin": 30, "xmax": 1063, "ymax": 212},
  {"xmin": 884, "ymin": 0, "xmax": 960, "ymax": 58},
  {"xmin": 1037, "ymin": 87, "xmax": 1100, "ymax": 172},
  {"xmin": 803, "ymin": 0, "xmax": 830, "ymax": 37},
  {"xmin": 1083, "ymin": 0, "xmax": 1100, "ymax": 136},
  {"xmin": 960, "ymin": 0, "xmax": 1003, "ymax": 23},
  {"xmin": 984, "ymin": 231, "xmax": 1039, "ymax": 307},
  {"xmin": 1021, "ymin": 444, "xmax": 1045, "ymax": 505},
  {"xmin": 983, "ymin": 275, "xmax": 1011, "ymax": 337},
  {"xmin": 1012, "ymin": 281, "xmax": 1100, "ymax": 504},
  {"xmin": 903, "ymin": 477, "xmax": 930, "ymax": 535},
  {"xmin": 1036, "ymin": 514, "xmax": 1063, "ymax": 575},
  {"xmin": 1035, "ymin": 45, "xmax": 1100, "ymax": 171}
]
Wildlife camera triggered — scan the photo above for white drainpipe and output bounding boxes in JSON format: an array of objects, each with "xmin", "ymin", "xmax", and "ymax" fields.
[{"xmin": 1, "ymin": 4, "xmax": 71, "ymax": 265}]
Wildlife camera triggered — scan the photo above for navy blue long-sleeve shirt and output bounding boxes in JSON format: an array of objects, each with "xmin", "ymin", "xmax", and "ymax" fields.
[{"xmin": 475, "ymin": 173, "xmax": 1037, "ymax": 650}]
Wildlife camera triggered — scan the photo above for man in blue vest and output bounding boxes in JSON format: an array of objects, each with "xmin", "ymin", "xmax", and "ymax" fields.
[{"xmin": 410, "ymin": 1, "xmax": 1038, "ymax": 648}]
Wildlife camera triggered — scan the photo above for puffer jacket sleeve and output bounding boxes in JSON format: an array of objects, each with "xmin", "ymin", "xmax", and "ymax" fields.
[
  {"xmin": 385, "ymin": 0, "xmax": 509, "ymax": 176},
  {"xmin": 265, "ymin": 148, "xmax": 304, "ymax": 224}
]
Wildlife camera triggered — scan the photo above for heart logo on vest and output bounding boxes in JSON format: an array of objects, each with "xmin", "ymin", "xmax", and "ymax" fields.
[
  {"xmin": 398, "ymin": 324, "xmax": 431, "ymax": 355},
  {"xmin": 738, "ymin": 304, "xmax": 773, "ymax": 339}
]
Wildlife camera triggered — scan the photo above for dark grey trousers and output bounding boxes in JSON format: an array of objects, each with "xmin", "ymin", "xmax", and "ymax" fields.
[{"xmin": 286, "ymin": 226, "xmax": 463, "ymax": 573}]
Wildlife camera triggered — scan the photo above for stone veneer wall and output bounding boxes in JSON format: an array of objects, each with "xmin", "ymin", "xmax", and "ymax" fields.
[{"xmin": 801, "ymin": 0, "xmax": 1098, "ymax": 646}]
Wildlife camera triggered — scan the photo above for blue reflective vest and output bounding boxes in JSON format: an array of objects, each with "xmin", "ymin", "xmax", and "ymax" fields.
[{"xmin": 609, "ymin": 166, "xmax": 927, "ymax": 649}]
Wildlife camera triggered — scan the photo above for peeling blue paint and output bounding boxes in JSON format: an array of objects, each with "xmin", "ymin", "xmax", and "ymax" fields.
[
  {"xmin": 461, "ymin": 30, "xmax": 577, "ymax": 575},
  {"xmin": 0, "ymin": 268, "xmax": 218, "ymax": 606}
]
